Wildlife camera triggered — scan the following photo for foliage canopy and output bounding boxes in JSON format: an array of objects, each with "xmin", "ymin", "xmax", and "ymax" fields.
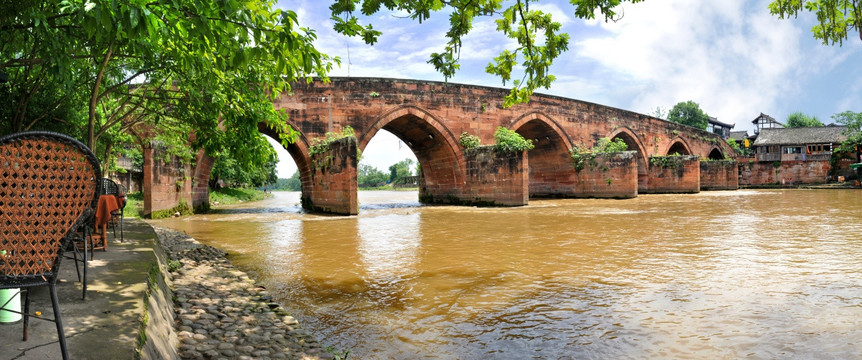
[
  {"xmin": 667, "ymin": 101, "xmax": 709, "ymax": 130},
  {"xmin": 786, "ymin": 112, "xmax": 824, "ymax": 127},
  {"xmin": 769, "ymin": 0, "xmax": 862, "ymax": 45}
]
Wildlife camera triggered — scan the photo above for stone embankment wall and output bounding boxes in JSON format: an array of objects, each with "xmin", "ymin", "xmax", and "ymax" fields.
[
  {"xmin": 738, "ymin": 160, "xmax": 831, "ymax": 185},
  {"xmin": 643, "ymin": 155, "xmax": 701, "ymax": 194},
  {"xmin": 574, "ymin": 151, "xmax": 638, "ymax": 198},
  {"xmin": 461, "ymin": 147, "xmax": 529, "ymax": 206},
  {"xmin": 700, "ymin": 160, "xmax": 739, "ymax": 190}
]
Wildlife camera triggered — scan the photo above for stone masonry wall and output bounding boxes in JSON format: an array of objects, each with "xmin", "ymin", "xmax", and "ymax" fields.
[
  {"xmin": 574, "ymin": 151, "xmax": 638, "ymax": 199},
  {"xmin": 143, "ymin": 146, "xmax": 193, "ymax": 217},
  {"xmin": 306, "ymin": 137, "xmax": 358, "ymax": 215},
  {"xmin": 462, "ymin": 147, "xmax": 529, "ymax": 206},
  {"xmin": 191, "ymin": 150, "xmax": 214, "ymax": 210},
  {"xmin": 738, "ymin": 160, "xmax": 832, "ymax": 185},
  {"xmin": 700, "ymin": 160, "xmax": 739, "ymax": 190},
  {"xmin": 643, "ymin": 155, "xmax": 701, "ymax": 194}
]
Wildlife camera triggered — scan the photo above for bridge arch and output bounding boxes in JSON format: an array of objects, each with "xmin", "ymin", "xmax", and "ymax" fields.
[
  {"xmin": 359, "ymin": 105, "xmax": 466, "ymax": 201},
  {"xmin": 257, "ymin": 121, "xmax": 314, "ymax": 203},
  {"xmin": 608, "ymin": 127, "xmax": 649, "ymax": 191},
  {"xmin": 707, "ymin": 147, "xmax": 724, "ymax": 160},
  {"xmin": 666, "ymin": 138, "xmax": 692, "ymax": 155},
  {"xmin": 511, "ymin": 111, "xmax": 575, "ymax": 197}
]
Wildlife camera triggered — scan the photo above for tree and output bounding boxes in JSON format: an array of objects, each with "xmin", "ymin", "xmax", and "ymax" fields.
[
  {"xmin": 667, "ymin": 101, "xmax": 709, "ymax": 130},
  {"xmin": 330, "ymin": 0, "xmax": 645, "ymax": 107},
  {"xmin": 786, "ymin": 112, "xmax": 824, "ymax": 127},
  {"xmin": 276, "ymin": 171, "xmax": 302, "ymax": 191},
  {"xmin": 389, "ymin": 159, "xmax": 415, "ymax": 184},
  {"xmin": 2, "ymin": 0, "xmax": 650, "ymax": 176},
  {"xmin": 649, "ymin": 106, "xmax": 668, "ymax": 120},
  {"xmin": 358, "ymin": 164, "xmax": 389, "ymax": 187},
  {"xmin": 211, "ymin": 135, "xmax": 278, "ymax": 188},
  {"xmin": 832, "ymin": 111, "xmax": 862, "ymax": 154},
  {"xmin": 769, "ymin": 0, "xmax": 862, "ymax": 45},
  {"xmin": 1, "ymin": 0, "xmax": 334, "ymax": 167}
]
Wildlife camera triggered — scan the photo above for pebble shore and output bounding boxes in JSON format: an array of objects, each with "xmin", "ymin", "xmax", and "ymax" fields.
[{"xmin": 153, "ymin": 226, "xmax": 335, "ymax": 360}]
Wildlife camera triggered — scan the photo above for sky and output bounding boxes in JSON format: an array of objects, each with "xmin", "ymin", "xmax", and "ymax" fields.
[{"xmin": 268, "ymin": 0, "xmax": 862, "ymax": 178}]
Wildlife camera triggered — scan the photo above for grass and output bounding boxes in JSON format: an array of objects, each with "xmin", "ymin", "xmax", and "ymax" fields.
[
  {"xmin": 122, "ymin": 188, "xmax": 270, "ymax": 219},
  {"xmin": 124, "ymin": 192, "xmax": 143, "ymax": 219},
  {"xmin": 209, "ymin": 187, "xmax": 271, "ymax": 206}
]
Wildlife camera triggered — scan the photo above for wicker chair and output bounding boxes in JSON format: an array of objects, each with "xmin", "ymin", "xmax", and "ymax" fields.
[{"xmin": 0, "ymin": 131, "xmax": 101, "ymax": 360}]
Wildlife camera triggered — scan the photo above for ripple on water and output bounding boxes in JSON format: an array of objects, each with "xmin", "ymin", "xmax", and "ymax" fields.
[{"xmin": 154, "ymin": 189, "xmax": 862, "ymax": 359}]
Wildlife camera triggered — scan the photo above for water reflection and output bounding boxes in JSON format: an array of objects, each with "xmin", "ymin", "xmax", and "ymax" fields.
[
  {"xmin": 152, "ymin": 190, "xmax": 862, "ymax": 359},
  {"xmin": 358, "ymin": 212, "xmax": 421, "ymax": 279}
]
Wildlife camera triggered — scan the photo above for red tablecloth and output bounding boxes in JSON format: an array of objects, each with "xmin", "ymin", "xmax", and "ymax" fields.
[{"xmin": 95, "ymin": 195, "xmax": 119, "ymax": 228}]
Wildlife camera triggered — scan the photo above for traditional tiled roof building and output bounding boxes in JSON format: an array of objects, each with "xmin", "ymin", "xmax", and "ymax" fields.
[{"xmin": 752, "ymin": 126, "xmax": 847, "ymax": 162}]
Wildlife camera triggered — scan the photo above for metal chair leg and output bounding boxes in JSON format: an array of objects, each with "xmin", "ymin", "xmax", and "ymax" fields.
[
  {"xmin": 49, "ymin": 283, "xmax": 70, "ymax": 360},
  {"xmin": 22, "ymin": 288, "xmax": 29, "ymax": 341}
]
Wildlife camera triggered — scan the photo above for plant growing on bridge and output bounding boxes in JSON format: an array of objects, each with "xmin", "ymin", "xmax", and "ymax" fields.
[
  {"xmin": 309, "ymin": 126, "xmax": 356, "ymax": 157},
  {"xmin": 570, "ymin": 137, "xmax": 628, "ymax": 171},
  {"xmin": 493, "ymin": 127, "xmax": 534, "ymax": 153},
  {"xmin": 650, "ymin": 153, "xmax": 688, "ymax": 170},
  {"xmin": 459, "ymin": 132, "xmax": 481, "ymax": 149}
]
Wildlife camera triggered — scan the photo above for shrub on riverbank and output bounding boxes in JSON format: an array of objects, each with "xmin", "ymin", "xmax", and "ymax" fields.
[{"xmin": 210, "ymin": 187, "xmax": 271, "ymax": 206}]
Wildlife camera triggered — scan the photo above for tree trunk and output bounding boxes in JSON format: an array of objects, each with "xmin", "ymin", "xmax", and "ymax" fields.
[{"xmin": 88, "ymin": 46, "xmax": 113, "ymax": 149}]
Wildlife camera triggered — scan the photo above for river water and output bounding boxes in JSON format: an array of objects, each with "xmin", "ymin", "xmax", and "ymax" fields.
[{"xmin": 153, "ymin": 189, "xmax": 862, "ymax": 359}]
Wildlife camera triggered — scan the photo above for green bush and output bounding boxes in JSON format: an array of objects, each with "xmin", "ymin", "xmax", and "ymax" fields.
[
  {"xmin": 593, "ymin": 137, "xmax": 628, "ymax": 153},
  {"xmin": 309, "ymin": 126, "xmax": 355, "ymax": 156},
  {"xmin": 493, "ymin": 127, "xmax": 534, "ymax": 153},
  {"xmin": 569, "ymin": 137, "xmax": 628, "ymax": 171},
  {"xmin": 459, "ymin": 132, "xmax": 481, "ymax": 149}
]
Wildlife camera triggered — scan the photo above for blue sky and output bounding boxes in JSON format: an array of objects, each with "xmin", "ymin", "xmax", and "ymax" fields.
[{"xmin": 270, "ymin": 0, "xmax": 862, "ymax": 178}]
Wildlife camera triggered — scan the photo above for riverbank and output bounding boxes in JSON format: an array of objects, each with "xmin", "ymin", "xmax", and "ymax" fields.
[
  {"xmin": 152, "ymin": 225, "xmax": 336, "ymax": 360},
  {"xmin": 0, "ymin": 219, "xmax": 335, "ymax": 360}
]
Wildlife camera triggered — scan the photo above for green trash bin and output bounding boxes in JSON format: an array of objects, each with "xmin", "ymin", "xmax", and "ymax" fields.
[{"xmin": 0, "ymin": 288, "xmax": 22, "ymax": 323}]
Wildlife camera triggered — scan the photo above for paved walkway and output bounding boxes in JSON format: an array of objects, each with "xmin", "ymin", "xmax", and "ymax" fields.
[{"xmin": 0, "ymin": 219, "xmax": 158, "ymax": 359}]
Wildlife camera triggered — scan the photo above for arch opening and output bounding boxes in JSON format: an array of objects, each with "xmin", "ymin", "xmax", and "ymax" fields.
[
  {"xmin": 258, "ymin": 124, "xmax": 313, "ymax": 204},
  {"xmin": 708, "ymin": 148, "xmax": 724, "ymax": 160},
  {"xmin": 361, "ymin": 111, "xmax": 464, "ymax": 204},
  {"xmin": 667, "ymin": 141, "xmax": 691, "ymax": 156},
  {"xmin": 610, "ymin": 130, "xmax": 648, "ymax": 192},
  {"xmin": 513, "ymin": 118, "xmax": 574, "ymax": 198},
  {"xmin": 359, "ymin": 129, "xmax": 418, "ymax": 189}
]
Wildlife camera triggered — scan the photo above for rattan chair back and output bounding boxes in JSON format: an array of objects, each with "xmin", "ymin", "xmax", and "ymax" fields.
[
  {"xmin": 100, "ymin": 177, "xmax": 119, "ymax": 196},
  {"xmin": 0, "ymin": 131, "xmax": 101, "ymax": 288}
]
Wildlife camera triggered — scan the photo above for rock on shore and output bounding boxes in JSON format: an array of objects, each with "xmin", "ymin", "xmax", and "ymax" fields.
[{"xmin": 152, "ymin": 226, "xmax": 335, "ymax": 360}]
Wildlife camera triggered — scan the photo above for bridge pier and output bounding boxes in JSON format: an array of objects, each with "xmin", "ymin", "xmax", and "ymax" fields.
[
  {"xmin": 642, "ymin": 155, "xmax": 701, "ymax": 194},
  {"xmin": 304, "ymin": 137, "xmax": 358, "ymax": 215},
  {"xmin": 574, "ymin": 151, "xmax": 639, "ymax": 199},
  {"xmin": 700, "ymin": 160, "xmax": 739, "ymax": 190},
  {"xmin": 458, "ymin": 147, "xmax": 529, "ymax": 206}
]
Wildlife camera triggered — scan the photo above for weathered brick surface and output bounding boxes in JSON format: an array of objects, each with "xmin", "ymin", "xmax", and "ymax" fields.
[
  {"xmin": 643, "ymin": 155, "xmax": 701, "ymax": 194},
  {"xmin": 189, "ymin": 78, "xmax": 737, "ymax": 214},
  {"xmin": 574, "ymin": 152, "xmax": 638, "ymax": 199},
  {"xmin": 700, "ymin": 160, "xmax": 739, "ymax": 190},
  {"xmin": 306, "ymin": 137, "xmax": 358, "ymax": 215},
  {"xmin": 739, "ymin": 160, "xmax": 832, "ymax": 185},
  {"xmin": 142, "ymin": 145, "xmax": 193, "ymax": 217},
  {"xmin": 191, "ymin": 150, "xmax": 214, "ymax": 210},
  {"xmin": 461, "ymin": 147, "xmax": 528, "ymax": 206}
]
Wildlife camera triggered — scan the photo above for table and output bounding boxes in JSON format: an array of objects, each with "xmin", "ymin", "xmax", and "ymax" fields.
[{"xmin": 93, "ymin": 195, "xmax": 120, "ymax": 250}]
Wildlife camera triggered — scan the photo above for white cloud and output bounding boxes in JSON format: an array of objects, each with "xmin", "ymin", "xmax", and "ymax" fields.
[{"xmin": 573, "ymin": 0, "xmax": 808, "ymax": 132}]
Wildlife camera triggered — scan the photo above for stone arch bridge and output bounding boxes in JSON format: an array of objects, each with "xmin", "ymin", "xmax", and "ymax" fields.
[{"xmin": 162, "ymin": 77, "xmax": 737, "ymax": 216}]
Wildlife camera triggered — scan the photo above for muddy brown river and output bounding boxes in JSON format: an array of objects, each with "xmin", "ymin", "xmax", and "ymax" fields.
[{"xmin": 153, "ymin": 189, "xmax": 862, "ymax": 359}]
